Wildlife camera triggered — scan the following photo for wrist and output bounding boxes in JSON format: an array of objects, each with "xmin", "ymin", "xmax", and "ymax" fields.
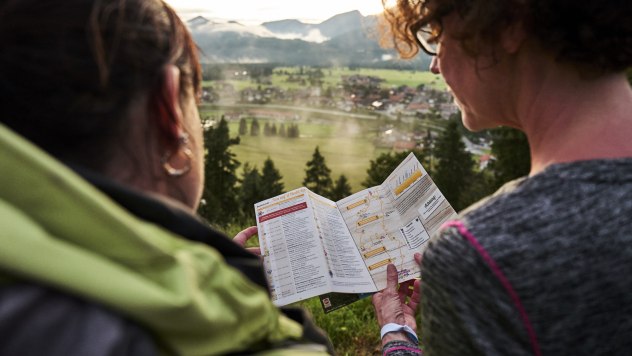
[
  {"xmin": 383, "ymin": 340, "xmax": 423, "ymax": 355},
  {"xmin": 381, "ymin": 331, "xmax": 411, "ymax": 346},
  {"xmin": 380, "ymin": 323, "xmax": 419, "ymax": 345}
]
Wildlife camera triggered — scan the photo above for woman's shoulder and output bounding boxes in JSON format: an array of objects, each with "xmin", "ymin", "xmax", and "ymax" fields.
[{"xmin": 0, "ymin": 283, "xmax": 158, "ymax": 356}]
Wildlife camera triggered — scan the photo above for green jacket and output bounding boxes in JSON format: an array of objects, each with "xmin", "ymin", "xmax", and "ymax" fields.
[{"xmin": 0, "ymin": 123, "xmax": 326, "ymax": 355}]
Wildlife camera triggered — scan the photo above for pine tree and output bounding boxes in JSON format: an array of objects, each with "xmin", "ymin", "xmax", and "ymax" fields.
[
  {"xmin": 260, "ymin": 157, "xmax": 284, "ymax": 198},
  {"xmin": 362, "ymin": 151, "xmax": 415, "ymax": 188},
  {"xmin": 238, "ymin": 117, "xmax": 247, "ymax": 136},
  {"xmin": 420, "ymin": 129, "xmax": 435, "ymax": 175},
  {"xmin": 303, "ymin": 146, "xmax": 333, "ymax": 196},
  {"xmin": 250, "ymin": 118, "xmax": 260, "ymax": 136},
  {"xmin": 432, "ymin": 120, "xmax": 475, "ymax": 211},
  {"xmin": 198, "ymin": 117, "xmax": 241, "ymax": 226},
  {"xmin": 287, "ymin": 123, "xmax": 300, "ymax": 138},
  {"xmin": 238, "ymin": 163, "xmax": 262, "ymax": 223},
  {"xmin": 488, "ymin": 127, "xmax": 531, "ymax": 188},
  {"xmin": 330, "ymin": 174, "xmax": 352, "ymax": 201}
]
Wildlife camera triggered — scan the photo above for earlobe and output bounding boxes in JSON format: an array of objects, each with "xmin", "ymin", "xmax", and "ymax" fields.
[{"xmin": 152, "ymin": 65, "xmax": 184, "ymax": 149}]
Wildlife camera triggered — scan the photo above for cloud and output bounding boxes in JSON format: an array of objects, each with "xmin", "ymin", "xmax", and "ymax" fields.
[
  {"xmin": 271, "ymin": 29, "xmax": 329, "ymax": 43},
  {"xmin": 190, "ymin": 21, "xmax": 330, "ymax": 43}
]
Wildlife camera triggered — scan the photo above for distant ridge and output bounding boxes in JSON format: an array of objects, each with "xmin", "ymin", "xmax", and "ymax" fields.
[
  {"xmin": 187, "ymin": 16, "xmax": 211, "ymax": 28},
  {"xmin": 187, "ymin": 11, "xmax": 430, "ymax": 68},
  {"xmin": 260, "ymin": 11, "xmax": 363, "ymax": 39}
]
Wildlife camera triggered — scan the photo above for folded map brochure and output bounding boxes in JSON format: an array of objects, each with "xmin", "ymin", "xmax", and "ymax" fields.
[{"xmin": 254, "ymin": 153, "xmax": 457, "ymax": 313}]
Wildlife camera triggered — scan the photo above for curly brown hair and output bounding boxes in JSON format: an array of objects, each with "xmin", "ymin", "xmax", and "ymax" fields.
[{"xmin": 382, "ymin": 0, "xmax": 632, "ymax": 73}]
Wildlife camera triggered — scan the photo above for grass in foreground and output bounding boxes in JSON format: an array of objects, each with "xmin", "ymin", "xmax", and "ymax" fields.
[{"xmin": 297, "ymin": 297, "xmax": 382, "ymax": 355}]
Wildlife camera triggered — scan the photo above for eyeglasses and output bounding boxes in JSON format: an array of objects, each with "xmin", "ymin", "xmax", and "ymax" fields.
[{"xmin": 414, "ymin": 26, "xmax": 440, "ymax": 56}]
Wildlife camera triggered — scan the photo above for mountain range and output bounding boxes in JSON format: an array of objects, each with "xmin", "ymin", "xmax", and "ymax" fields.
[{"xmin": 188, "ymin": 11, "xmax": 430, "ymax": 68}]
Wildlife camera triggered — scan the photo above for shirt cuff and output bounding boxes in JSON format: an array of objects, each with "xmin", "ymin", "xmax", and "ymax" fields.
[{"xmin": 380, "ymin": 323, "xmax": 419, "ymax": 344}]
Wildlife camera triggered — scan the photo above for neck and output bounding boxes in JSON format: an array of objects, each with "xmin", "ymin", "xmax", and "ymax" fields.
[{"xmin": 511, "ymin": 58, "xmax": 632, "ymax": 175}]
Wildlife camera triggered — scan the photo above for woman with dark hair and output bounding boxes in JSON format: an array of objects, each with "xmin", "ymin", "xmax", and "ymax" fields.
[
  {"xmin": 372, "ymin": 0, "xmax": 632, "ymax": 355},
  {"xmin": 0, "ymin": 0, "xmax": 331, "ymax": 354}
]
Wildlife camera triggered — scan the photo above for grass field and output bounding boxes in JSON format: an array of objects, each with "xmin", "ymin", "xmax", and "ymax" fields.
[
  {"xmin": 202, "ymin": 66, "xmax": 446, "ymax": 92},
  {"xmin": 225, "ymin": 119, "xmax": 384, "ymax": 193},
  {"xmin": 199, "ymin": 65, "xmax": 450, "ymax": 193},
  {"xmin": 273, "ymin": 67, "xmax": 446, "ymax": 91},
  {"xmin": 198, "ymin": 103, "xmax": 446, "ymax": 193}
]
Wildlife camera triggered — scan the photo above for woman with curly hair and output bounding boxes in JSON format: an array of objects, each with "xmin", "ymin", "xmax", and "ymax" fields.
[{"xmin": 372, "ymin": 0, "xmax": 632, "ymax": 355}]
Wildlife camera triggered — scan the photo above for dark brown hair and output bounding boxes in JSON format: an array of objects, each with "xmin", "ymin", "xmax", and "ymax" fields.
[
  {"xmin": 382, "ymin": 0, "xmax": 632, "ymax": 73},
  {"xmin": 0, "ymin": 0, "xmax": 201, "ymax": 170}
]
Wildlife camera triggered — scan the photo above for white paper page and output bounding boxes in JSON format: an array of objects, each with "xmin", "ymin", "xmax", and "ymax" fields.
[
  {"xmin": 337, "ymin": 185, "xmax": 410, "ymax": 290},
  {"xmin": 382, "ymin": 153, "xmax": 458, "ymax": 242},
  {"xmin": 308, "ymin": 192, "xmax": 377, "ymax": 294},
  {"xmin": 255, "ymin": 188, "xmax": 332, "ymax": 306},
  {"xmin": 337, "ymin": 153, "xmax": 457, "ymax": 290}
]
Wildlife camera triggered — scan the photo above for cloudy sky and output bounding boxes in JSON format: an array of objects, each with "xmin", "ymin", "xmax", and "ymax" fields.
[{"xmin": 164, "ymin": 0, "xmax": 388, "ymax": 24}]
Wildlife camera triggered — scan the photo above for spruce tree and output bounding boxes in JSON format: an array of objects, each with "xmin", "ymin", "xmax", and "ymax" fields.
[
  {"xmin": 260, "ymin": 157, "xmax": 285, "ymax": 198},
  {"xmin": 420, "ymin": 129, "xmax": 435, "ymax": 175},
  {"xmin": 303, "ymin": 147, "xmax": 333, "ymax": 196},
  {"xmin": 199, "ymin": 117, "xmax": 241, "ymax": 226},
  {"xmin": 362, "ymin": 151, "xmax": 415, "ymax": 188},
  {"xmin": 287, "ymin": 123, "xmax": 300, "ymax": 138},
  {"xmin": 432, "ymin": 120, "xmax": 475, "ymax": 211},
  {"xmin": 238, "ymin": 163, "xmax": 262, "ymax": 223},
  {"xmin": 488, "ymin": 127, "xmax": 531, "ymax": 188},
  {"xmin": 263, "ymin": 122, "xmax": 271, "ymax": 136},
  {"xmin": 279, "ymin": 123, "xmax": 286, "ymax": 137},
  {"xmin": 238, "ymin": 117, "xmax": 247, "ymax": 136},
  {"xmin": 250, "ymin": 118, "xmax": 260, "ymax": 136},
  {"xmin": 330, "ymin": 174, "xmax": 353, "ymax": 201}
]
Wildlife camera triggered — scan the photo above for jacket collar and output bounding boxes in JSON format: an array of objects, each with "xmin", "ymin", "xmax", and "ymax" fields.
[{"xmin": 72, "ymin": 166, "xmax": 270, "ymax": 291}]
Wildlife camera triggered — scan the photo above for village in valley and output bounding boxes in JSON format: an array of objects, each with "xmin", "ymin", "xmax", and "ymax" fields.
[{"xmin": 200, "ymin": 66, "xmax": 491, "ymax": 171}]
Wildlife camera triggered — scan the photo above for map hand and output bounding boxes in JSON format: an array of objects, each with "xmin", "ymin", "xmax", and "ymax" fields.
[
  {"xmin": 371, "ymin": 258, "xmax": 421, "ymax": 347},
  {"xmin": 233, "ymin": 226, "xmax": 261, "ymax": 256}
]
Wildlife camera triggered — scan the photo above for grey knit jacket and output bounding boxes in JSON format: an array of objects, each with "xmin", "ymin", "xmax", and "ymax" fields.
[{"xmin": 385, "ymin": 158, "xmax": 632, "ymax": 355}]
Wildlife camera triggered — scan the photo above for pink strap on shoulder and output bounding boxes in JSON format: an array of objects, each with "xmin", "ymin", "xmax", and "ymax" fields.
[{"xmin": 442, "ymin": 220, "xmax": 542, "ymax": 356}]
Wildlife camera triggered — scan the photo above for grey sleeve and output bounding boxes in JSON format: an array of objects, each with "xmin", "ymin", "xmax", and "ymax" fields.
[
  {"xmin": 382, "ymin": 340, "xmax": 422, "ymax": 355},
  {"xmin": 0, "ymin": 284, "xmax": 157, "ymax": 356},
  {"xmin": 419, "ymin": 228, "xmax": 532, "ymax": 356}
]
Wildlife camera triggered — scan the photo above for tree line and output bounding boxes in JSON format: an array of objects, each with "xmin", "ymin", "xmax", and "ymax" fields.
[
  {"xmin": 238, "ymin": 117, "xmax": 300, "ymax": 138},
  {"xmin": 198, "ymin": 116, "xmax": 530, "ymax": 227}
]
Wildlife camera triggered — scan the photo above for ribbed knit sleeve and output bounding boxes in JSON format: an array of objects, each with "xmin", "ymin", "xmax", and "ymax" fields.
[{"xmin": 419, "ymin": 225, "xmax": 533, "ymax": 356}]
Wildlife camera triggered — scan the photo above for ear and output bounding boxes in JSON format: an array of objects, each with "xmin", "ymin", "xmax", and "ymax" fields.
[
  {"xmin": 151, "ymin": 65, "xmax": 184, "ymax": 149},
  {"xmin": 500, "ymin": 21, "xmax": 527, "ymax": 54}
]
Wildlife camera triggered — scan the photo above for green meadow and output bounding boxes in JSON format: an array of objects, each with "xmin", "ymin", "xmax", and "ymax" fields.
[
  {"xmin": 203, "ymin": 66, "xmax": 447, "ymax": 92},
  {"xmin": 218, "ymin": 115, "xmax": 386, "ymax": 193},
  {"xmin": 200, "ymin": 68, "xmax": 447, "ymax": 192}
]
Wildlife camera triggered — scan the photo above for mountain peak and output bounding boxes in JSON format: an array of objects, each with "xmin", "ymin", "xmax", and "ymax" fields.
[{"xmin": 188, "ymin": 16, "xmax": 211, "ymax": 28}]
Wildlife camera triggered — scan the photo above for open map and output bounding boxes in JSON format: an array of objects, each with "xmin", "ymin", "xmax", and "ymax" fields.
[{"xmin": 255, "ymin": 153, "xmax": 457, "ymax": 311}]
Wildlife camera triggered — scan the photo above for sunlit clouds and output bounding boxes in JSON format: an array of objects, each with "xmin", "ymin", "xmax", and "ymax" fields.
[{"xmin": 164, "ymin": 0, "xmax": 386, "ymax": 24}]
